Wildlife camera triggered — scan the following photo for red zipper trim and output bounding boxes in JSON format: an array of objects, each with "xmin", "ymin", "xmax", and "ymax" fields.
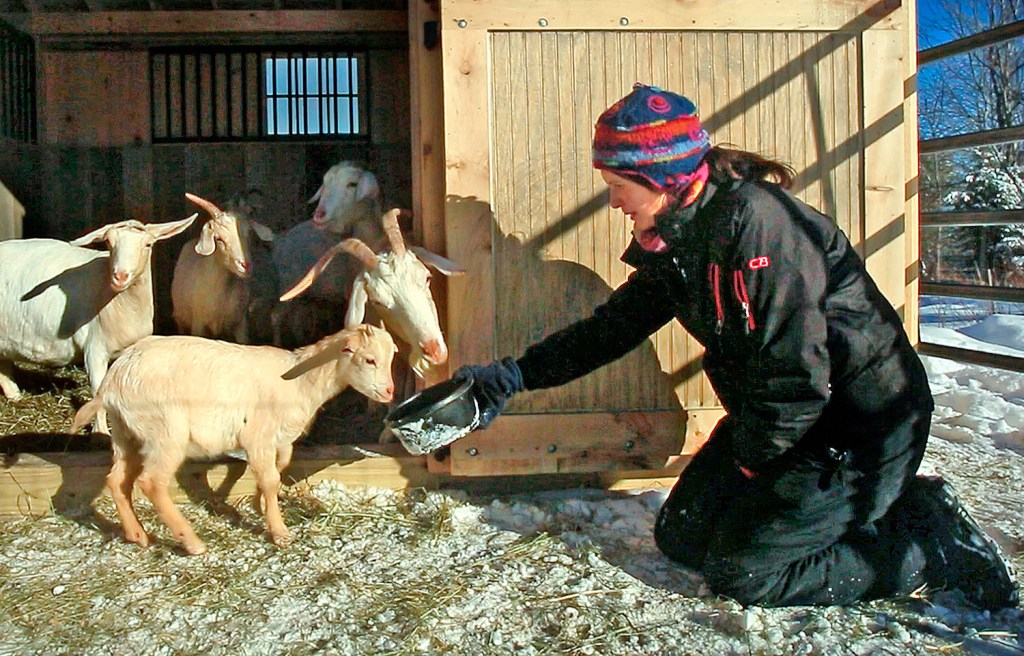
[
  {"xmin": 732, "ymin": 269, "xmax": 756, "ymax": 332},
  {"xmin": 708, "ymin": 262, "xmax": 724, "ymax": 334}
]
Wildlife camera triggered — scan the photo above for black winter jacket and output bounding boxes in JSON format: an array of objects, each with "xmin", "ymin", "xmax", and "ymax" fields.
[{"xmin": 515, "ymin": 174, "xmax": 934, "ymax": 473}]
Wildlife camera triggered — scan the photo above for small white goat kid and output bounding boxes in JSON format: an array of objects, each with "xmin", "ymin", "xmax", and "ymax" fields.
[
  {"xmin": 280, "ymin": 208, "xmax": 464, "ymax": 379},
  {"xmin": 171, "ymin": 191, "xmax": 274, "ymax": 342},
  {"xmin": 0, "ymin": 215, "xmax": 198, "ymax": 399},
  {"xmin": 71, "ymin": 323, "xmax": 397, "ymax": 555}
]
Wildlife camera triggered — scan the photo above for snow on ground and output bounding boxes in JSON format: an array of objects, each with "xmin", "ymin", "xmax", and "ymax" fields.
[{"xmin": 0, "ymin": 320, "xmax": 1023, "ymax": 655}]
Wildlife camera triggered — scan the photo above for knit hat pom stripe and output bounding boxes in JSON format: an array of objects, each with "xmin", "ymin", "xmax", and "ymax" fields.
[{"xmin": 592, "ymin": 83, "xmax": 711, "ymax": 189}]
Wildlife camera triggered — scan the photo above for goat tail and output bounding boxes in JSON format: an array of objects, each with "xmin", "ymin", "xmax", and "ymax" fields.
[{"xmin": 70, "ymin": 396, "xmax": 103, "ymax": 434}]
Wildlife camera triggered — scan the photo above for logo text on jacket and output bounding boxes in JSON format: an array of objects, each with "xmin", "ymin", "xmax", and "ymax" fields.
[{"xmin": 748, "ymin": 256, "xmax": 770, "ymax": 270}]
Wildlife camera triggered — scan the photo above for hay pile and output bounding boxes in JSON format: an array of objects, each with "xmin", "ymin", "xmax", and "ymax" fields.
[{"xmin": 0, "ymin": 364, "xmax": 94, "ymax": 454}]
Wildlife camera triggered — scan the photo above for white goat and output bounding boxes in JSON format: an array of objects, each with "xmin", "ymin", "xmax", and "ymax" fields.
[
  {"xmin": 273, "ymin": 161, "xmax": 384, "ymax": 303},
  {"xmin": 70, "ymin": 323, "xmax": 397, "ymax": 555},
  {"xmin": 280, "ymin": 208, "xmax": 464, "ymax": 380},
  {"xmin": 269, "ymin": 162, "xmax": 384, "ymax": 348},
  {"xmin": 0, "ymin": 215, "xmax": 198, "ymax": 400},
  {"xmin": 171, "ymin": 191, "xmax": 274, "ymax": 342}
]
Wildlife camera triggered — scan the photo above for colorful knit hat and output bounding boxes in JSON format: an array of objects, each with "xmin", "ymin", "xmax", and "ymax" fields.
[{"xmin": 592, "ymin": 83, "xmax": 711, "ymax": 190}]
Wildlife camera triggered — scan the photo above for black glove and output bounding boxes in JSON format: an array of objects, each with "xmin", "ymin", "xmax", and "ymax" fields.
[{"xmin": 452, "ymin": 357, "xmax": 525, "ymax": 429}]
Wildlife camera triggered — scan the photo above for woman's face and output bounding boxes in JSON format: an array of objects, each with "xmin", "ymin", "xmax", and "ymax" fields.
[{"xmin": 601, "ymin": 170, "xmax": 670, "ymax": 251}]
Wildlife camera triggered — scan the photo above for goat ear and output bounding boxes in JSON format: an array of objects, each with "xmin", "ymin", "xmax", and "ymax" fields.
[
  {"xmin": 345, "ymin": 278, "xmax": 369, "ymax": 327},
  {"xmin": 281, "ymin": 348, "xmax": 336, "ymax": 380},
  {"xmin": 356, "ymin": 171, "xmax": 380, "ymax": 201},
  {"xmin": 69, "ymin": 224, "xmax": 112, "ymax": 247},
  {"xmin": 151, "ymin": 213, "xmax": 200, "ymax": 241},
  {"xmin": 307, "ymin": 185, "xmax": 323, "ymax": 205},
  {"xmin": 195, "ymin": 223, "xmax": 216, "ymax": 256},
  {"xmin": 341, "ymin": 329, "xmax": 365, "ymax": 354},
  {"xmin": 251, "ymin": 221, "xmax": 275, "ymax": 243},
  {"xmin": 410, "ymin": 246, "xmax": 466, "ymax": 276},
  {"xmin": 281, "ymin": 330, "xmax": 360, "ymax": 380}
]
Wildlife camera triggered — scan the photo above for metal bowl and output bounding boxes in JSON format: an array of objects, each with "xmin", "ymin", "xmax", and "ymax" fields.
[{"xmin": 384, "ymin": 375, "xmax": 480, "ymax": 455}]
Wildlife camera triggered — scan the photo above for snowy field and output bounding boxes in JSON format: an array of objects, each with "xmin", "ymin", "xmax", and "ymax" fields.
[{"xmin": 0, "ymin": 314, "xmax": 1022, "ymax": 655}]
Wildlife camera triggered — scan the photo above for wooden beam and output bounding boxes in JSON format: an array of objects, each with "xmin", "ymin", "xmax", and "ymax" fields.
[
  {"xmin": 0, "ymin": 444, "xmax": 435, "ymax": 518},
  {"xmin": 921, "ymin": 282, "xmax": 1024, "ymax": 304},
  {"xmin": 0, "ymin": 444, "xmax": 694, "ymax": 518},
  {"xmin": 921, "ymin": 209, "xmax": 1024, "ymax": 228},
  {"xmin": 439, "ymin": 0, "xmax": 901, "ymax": 32},
  {"xmin": 19, "ymin": 10, "xmax": 406, "ymax": 36},
  {"xmin": 918, "ymin": 19, "xmax": 1024, "ymax": 66},
  {"xmin": 918, "ymin": 342, "xmax": 1024, "ymax": 374},
  {"xmin": 903, "ymin": 0, "xmax": 920, "ymax": 344},
  {"xmin": 862, "ymin": 28, "xmax": 907, "ymax": 307},
  {"xmin": 920, "ymin": 125, "xmax": 1024, "ymax": 155},
  {"xmin": 445, "ymin": 409, "xmax": 714, "ymax": 477}
]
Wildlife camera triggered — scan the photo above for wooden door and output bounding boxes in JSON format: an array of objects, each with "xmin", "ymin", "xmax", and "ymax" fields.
[{"xmin": 432, "ymin": 0, "xmax": 917, "ymax": 476}]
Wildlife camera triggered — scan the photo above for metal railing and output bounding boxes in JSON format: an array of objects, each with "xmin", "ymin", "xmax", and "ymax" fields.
[{"xmin": 917, "ymin": 19, "xmax": 1024, "ymax": 372}]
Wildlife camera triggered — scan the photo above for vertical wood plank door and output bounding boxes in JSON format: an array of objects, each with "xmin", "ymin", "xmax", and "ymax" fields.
[{"xmin": 436, "ymin": 0, "xmax": 914, "ymax": 476}]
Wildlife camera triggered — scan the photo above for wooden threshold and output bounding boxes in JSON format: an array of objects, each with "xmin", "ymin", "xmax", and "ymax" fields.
[{"xmin": 0, "ymin": 444, "xmax": 692, "ymax": 518}]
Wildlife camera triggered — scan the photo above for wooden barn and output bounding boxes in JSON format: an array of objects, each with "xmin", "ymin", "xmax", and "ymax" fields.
[{"xmin": 0, "ymin": 0, "xmax": 920, "ymax": 514}]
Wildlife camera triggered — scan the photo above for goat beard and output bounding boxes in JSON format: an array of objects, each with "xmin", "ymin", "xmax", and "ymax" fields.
[{"xmin": 408, "ymin": 348, "xmax": 433, "ymax": 379}]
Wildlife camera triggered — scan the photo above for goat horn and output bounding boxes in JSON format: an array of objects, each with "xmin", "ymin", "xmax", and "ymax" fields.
[
  {"xmin": 185, "ymin": 192, "xmax": 225, "ymax": 218},
  {"xmin": 381, "ymin": 209, "xmax": 406, "ymax": 257},
  {"xmin": 340, "ymin": 238, "xmax": 380, "ymax": 268},
  {"xmin": 279, "ymin": 238, "xmax": 377, "ymax": 302}
]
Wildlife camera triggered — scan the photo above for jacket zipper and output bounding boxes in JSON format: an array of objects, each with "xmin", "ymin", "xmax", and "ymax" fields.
[
  {"xmin": 732, "ymin": 269, "xmax": 756, "ymax": 333},
  {"xmin": 708, "ymin": 262, "xmax": 725, "ymax": 334}
]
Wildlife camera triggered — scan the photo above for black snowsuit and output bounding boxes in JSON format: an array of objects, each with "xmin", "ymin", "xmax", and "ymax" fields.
[{"xmin": 514, "ymin": 173, "xmax": 936, "ymax": 606}]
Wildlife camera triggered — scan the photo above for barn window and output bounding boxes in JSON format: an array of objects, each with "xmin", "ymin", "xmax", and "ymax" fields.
[
  {"xmin": 264, "ymin": 54, "xmax": 364, "ymax": 137},
  {"xmin": 0, "ymin": 23, "xmax": 36, "ymax": 143},
  {"xmin": 150, "ymin": 47, "xmax": 368, "ymax": 143}
]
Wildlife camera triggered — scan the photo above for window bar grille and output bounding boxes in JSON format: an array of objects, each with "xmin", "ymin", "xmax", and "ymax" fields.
[
  {"xmin": 5, "ymin": 40, "xmax": 12, "ymax": 139},
  {"xmin": 176, "ymin": 54, "xmax": 184, "ymax": 138},
  {"xmin": 350, "ymin": 55, "xmax": 357, "ymax": 133},
  {"xmin": 163, "ymin": 54, "xmax": 171, "ymax": 139},
  {"xmin": 1, "ymin": 27, "xmax": 36, "ymax": 143},
  {"xmin": 214, "ymin": 52, "xmax": 222, "ymax": 138},
  {"xmin": 298, "ymin": 52, "xmax": 304, "ymax": 134},
  {"xmin": 206, "ymin": 52, "xmax": 213, "ymax": 138},
  {"xmin": 329, "ymin": 54, "xmax": 338, "ymax": 134},
  {"xmin": 4, "ymin": 39, "xmax": 11, "ymax": 138},
  {"xmin": 150, "ymin": 46, "xmax": 370, "ymax": 142},
  {"xmin": 295, "ymin": 53, "xmax": 300, "ymax": 135},
  {"xmin": 317, "ymin": 52, "xmax": 324, "ymax": 135},
  {"xmin": 3, "ymin": 39, "xmax": 11, "ymax": 139},
  {"xmin": 240, "ymin": 52, "xmax": 248, "ymax": 138},
  {"xmin": 191, "ymin": 54, "xmax": 200, "ymax": 139}
]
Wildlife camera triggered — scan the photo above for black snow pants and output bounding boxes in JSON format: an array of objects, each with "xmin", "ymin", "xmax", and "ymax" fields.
[{"xmin": 654, "ymin": 405, "xmax": 933, "ymax": 607}]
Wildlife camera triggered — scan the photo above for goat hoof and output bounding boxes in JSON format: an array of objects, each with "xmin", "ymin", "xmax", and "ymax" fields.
[
  {"xmin": 272, "ymin": 533, "xmax": 294, "ymax": 549},
  {"xmin": 125, "ymin": 530, "xmax": 150, "ymax": 548},
  {"xmin": 183, "ymin": 541, "xmax": 208, "ymax": 556}
]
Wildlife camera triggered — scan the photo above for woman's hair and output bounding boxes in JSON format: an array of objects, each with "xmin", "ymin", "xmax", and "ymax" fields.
[
  {"xmin": 604, "ymin": 146, "xmax": 796, "ymax": 197},
  {"xmin": 704, "ymin": 146, "xmax": 795, "ymax": 189}
]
